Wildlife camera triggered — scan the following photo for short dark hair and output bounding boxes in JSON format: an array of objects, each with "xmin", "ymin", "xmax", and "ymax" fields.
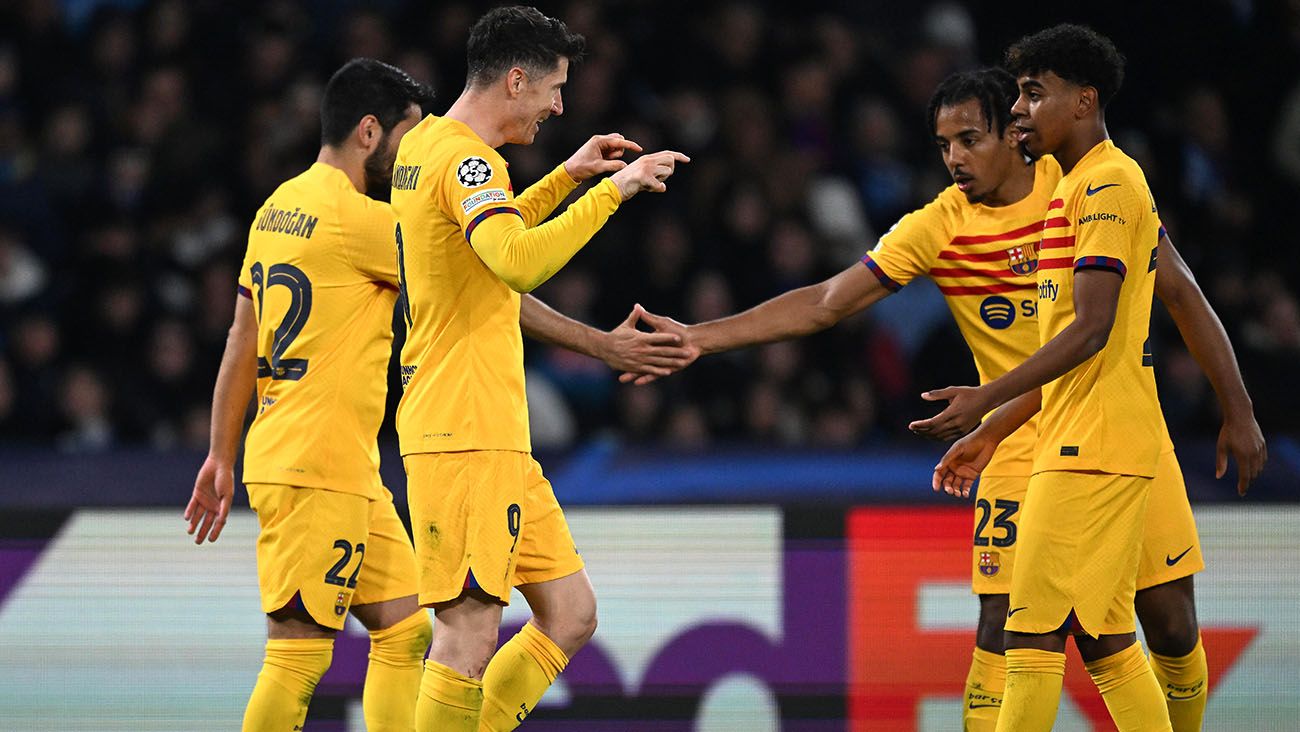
[
  {"xmin": 320, "ymin": 58, "xmax": 434, "ymax": 147},
  {"xmin": 927, "ymin": 68, "xmax": 1020, "ymax": 137},
  {"xmin": 1004, "ymin": 24, "xmax": 1126, "ymax": 107},
  {"xmin": 466, "ymin": 6, "xmax": 585, "ymax": 87}
]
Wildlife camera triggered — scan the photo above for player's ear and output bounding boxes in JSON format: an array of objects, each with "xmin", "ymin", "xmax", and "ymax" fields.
[
  {"xmin": 357, "ymin": 114, "xmax": 381, "ymax": 151},
  {"xmin": 1076, "ymin": 86, "xmax": 1097, "ymax": 120},
  {"xmin": 506, "ymin": 67, "xmax": 526, "ymax": 98}
]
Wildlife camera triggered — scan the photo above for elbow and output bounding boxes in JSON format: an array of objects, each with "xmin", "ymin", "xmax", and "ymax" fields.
[
  {"xmin": 1078, "ymin": 325, "xmax": 1112, "ymax": 358},
  {"xmin": 808, "ymin": 285, "xmax": 852, "ymax": 332},
  {"xmin": 1154, "ymin": 277, "xmax": 1187, "ymax": 313},
  {"xmin": 499, "ymin": 272, "xmax": 532, "ymax": 293},
  {"xmin": 477, "ymin": 247, "xmax": 549, "ymax": 293},
  {"xmin": 807, "ymin": 305, "xmax": 840, "ymax": 333},
  {"xmin": 483, "ymin": 256, "xmax": 545, "ymax": 292},
  {"xmin": 498, "ymin": 269, "xmax": 543, "ymax": 293}
]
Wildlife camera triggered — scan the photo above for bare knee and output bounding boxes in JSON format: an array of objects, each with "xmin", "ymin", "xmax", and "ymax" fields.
[
  {"xmin": 519, "ymin": 570, "xmax": 599, "ymax": 658},
  {"xmin": 429, "ymin": 592, "xmax": 504, "ymax": 679},
  {"xmin": 1075, "ymin": 631, "xmax": 1137, "ymax": 663},
  {"xmin": 1136, "ymin": 578, "xmax": 1199, "ymax": 656},
  {"xmin": 1005, "ymin": 626, "xmax": 1070, "ymax": 654},
  {"xmin": 534, "ymin": 589, "xmax": 597, "ymax": 656},
  {"xmin": 267, "ymin": 604, "xmax": 336, "ymax": 640}
]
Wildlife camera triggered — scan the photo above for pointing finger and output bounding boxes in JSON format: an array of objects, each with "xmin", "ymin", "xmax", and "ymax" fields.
[{"xmin": 601, "ymin": 133, "xmax": 642, "ymax": 150}]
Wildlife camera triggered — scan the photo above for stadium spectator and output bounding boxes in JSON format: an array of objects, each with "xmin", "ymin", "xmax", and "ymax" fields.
[{"xmin": 0, "ymin": 0, "xmax": 1295, "ymax": 453}]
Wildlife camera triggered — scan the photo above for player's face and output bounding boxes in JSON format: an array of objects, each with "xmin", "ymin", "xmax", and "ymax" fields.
[
  {"xmin": 1010, "ymin": 71, "xmax": 1076, "ymax": 159},
  {"xmin": 510, "ymin": 58, "xmax": 568, "ymax": 146},
  {"xmin": 363, "ymin": 103, "xmax": 422, "ymax": 198},
  {"xmin": 933, "ymin": 99, "xmax": 1020, "ymax": 204}
]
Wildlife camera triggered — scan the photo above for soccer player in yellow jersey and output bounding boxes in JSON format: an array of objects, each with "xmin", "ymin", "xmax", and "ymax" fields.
[
  {"xmin": 388, "ymin": 7, "xmax": 688, "ymax": 731},
  {"xmin": 921, "ymin": 25, "xmax": 1261, "ymax": 731},
  {"xmin": 183, "ymin": 56, "xmax": 689, "ymax": 732},
  {"xmin": 182, "ymin": 59, "xmax": 435, "ymax": 732},
  {"xmin": 633, "ymin": 67, "xmax": 1263, "ymax": 732}
]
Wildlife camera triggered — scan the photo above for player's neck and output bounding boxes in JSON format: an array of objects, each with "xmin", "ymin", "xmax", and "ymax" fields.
[
  {"xmin": 445, "ymin": 89, "xmax": 510, "ymax": 148},
  {"xmin": 316, "ymin": 146, "xmax": 366, "ymax": 193},
  {"xmin": 1055, "ymin": 121, "xmax": 1109, "ymax": 174},
  {"xmin": 981, "ymin": 159, "xmax": 1036, "ymax": 208}
]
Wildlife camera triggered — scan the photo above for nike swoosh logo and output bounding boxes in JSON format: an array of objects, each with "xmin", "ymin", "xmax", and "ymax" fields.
[
  {"xmin": 1166, "ymin": 546, "xmax": 1194, "ymax": 566},
  {"xmin": 1167, "ymin": 690, "xmax": 1203, "ymax": 701},
  {"xmin": 1008, "ymin": 606, "xmax": 1028, "ymax": 618},
  {"xmin": 1086, "ymin": 183, "xmax": 1120, "ymax": 196}
]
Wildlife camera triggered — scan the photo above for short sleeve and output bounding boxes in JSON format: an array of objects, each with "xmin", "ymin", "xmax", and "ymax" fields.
[
  {"xmin": 342, "ymin": 197, "xmax": 400, "ymax": 286},
  {"xmin": 861, "ymin": 187, "xmax": 959, "ymax": 290},
  {"xmin": 1073, "ymin": 171, "xmax": 1145, "ymax": 279},
  {"xmin": 237, "ymin": 222, "xmax": 256, "ymax": 298},
  {"xmin": 442, "ymin": 145, "xmax": 522, "ymax": 241}
]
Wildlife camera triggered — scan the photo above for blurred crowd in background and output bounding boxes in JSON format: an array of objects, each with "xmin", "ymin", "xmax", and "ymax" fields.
[{"xmin": 1, "ymin": 0, "xmax": 1298, "ymax": 453}]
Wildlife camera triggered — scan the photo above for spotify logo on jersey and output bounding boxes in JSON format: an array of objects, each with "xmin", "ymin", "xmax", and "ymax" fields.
[{"xmin": 980, "ymin": 296, "xmax": 1015, "ymax": 329}]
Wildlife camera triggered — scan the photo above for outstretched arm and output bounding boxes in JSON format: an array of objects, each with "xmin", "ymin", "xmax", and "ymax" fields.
[
  {"xmin": 622, "ymin": 262, "xmax": 891, "ymax": 384},
  {"xmin": 185, "ymin": 294, "xmax": 257, "ymax": 544},
  {"xmin": 690, "ymin": 262, "xmax": 892, "ymax": 354},
  {"xmin": 520, "ymin": 296, "xmax": 692, "ymax": 378},
  {"xmin": 1154, "ymin": 233, "xmax": 1266, "ymax": 494}
]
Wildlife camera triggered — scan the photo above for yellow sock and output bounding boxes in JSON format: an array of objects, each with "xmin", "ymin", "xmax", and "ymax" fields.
[
  {"xmin": 417, "ymin": 659, "xmax": 483, "ymax": 732},
  {"xmin": 963, "ymin": 647, "xmax": 1006, "ymax": 731},
  {"xmin": 242, "ymin": 637, "xmax": 333, "ymax": 732},
  {"xmin": 1085, "ymin": 642, "xmax": 1173, "ymax": 732},
  {"xmin": 363, "ymin": 610, "xmax": 433, "ymax": 731},
  {"xmin": 479, "ymin": 622, "xmax": 569, "ymax": 731},
  {"xmin": 994, "ymin": 648, "xmax": 1065, "ymax": 732},
  {"xmin": 1150, "ymin": 635, "xmax": 1207, "ymax": 732}
]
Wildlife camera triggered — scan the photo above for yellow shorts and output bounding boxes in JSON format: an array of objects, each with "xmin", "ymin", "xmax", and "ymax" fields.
[
  {"xmin": 1005, "ymin": 470, "xmax": 1151, "ymax": 637},
  {"xmin": 403, "ymin": 450, "xmax": 584, "ymax": 606},
  {"xmin": 1134, "ymin": 449, "xmax": 1204, "ymax": 590},
  {"xmin": 971, "ymin": 448, "xmax": 1202, "ymax": 595},
  {"xmin": 969, "ymin": 475, "xmax": 1029, "ymax": 595},
  {"xmin": 247, "ymin": 484, "xmax": 420, "ymax": 631}
]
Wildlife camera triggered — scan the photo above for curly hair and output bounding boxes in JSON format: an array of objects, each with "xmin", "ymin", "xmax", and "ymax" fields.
[
  {"xmin": 927, "ymin": 68, "xmax": 1020, "ymax": 137},
  {"xmin": 466, "ymin": 6, "xmax": 586, "ymax": 87},
  {"xmin": 1004, "ymin": 24, "xmax": 1126, "ymax": 107}
]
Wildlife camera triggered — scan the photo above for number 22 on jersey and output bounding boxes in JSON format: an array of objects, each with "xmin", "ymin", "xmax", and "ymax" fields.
[{"xmin": 249, "ymin": 261, "xmax": 313, "ymax": 381}]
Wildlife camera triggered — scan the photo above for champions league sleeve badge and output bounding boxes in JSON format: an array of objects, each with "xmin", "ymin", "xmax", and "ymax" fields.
[{"xmin": 456, "ymin": 156, "xmax": 494, "ymax": 188}]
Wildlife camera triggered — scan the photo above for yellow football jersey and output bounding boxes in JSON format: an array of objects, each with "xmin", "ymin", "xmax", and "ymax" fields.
[
  {"xmin": 392, "ymin": 115, "xmax": 621, "ymax": 455},
  {"xmin": 1033, "ymin": 140, "xmax": 1163, "ymax": 477},
  {"xmin": 238, "ymin": 162, "xmax": 399, "ymax": 499},
  {"xmin": 864, "ymin": 157, "xmax": 1060, "ymax": 477}
]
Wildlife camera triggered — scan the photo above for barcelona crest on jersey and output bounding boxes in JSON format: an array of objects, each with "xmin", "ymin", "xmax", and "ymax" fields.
[
  {"xmin": 979, "ymin": 551, "xmax": 1001, "ymax": 577},
  {"xmin": 1007, "ymin": 242, "xmax": 1039, "ymax": 276}
]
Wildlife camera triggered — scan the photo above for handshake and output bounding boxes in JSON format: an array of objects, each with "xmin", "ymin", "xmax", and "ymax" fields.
[{"xmin": 586, "ymin": 304, "xmax": 700, "ymax": 387}]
